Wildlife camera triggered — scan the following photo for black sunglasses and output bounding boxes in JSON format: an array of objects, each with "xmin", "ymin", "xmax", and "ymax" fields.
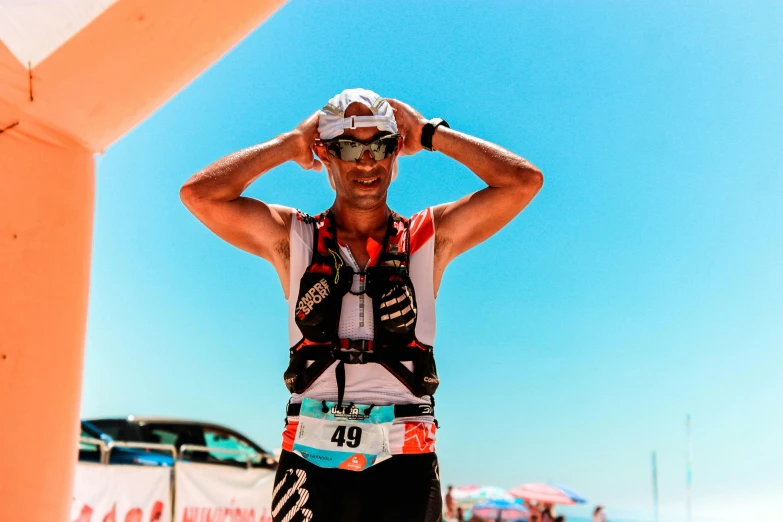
[{"xmin": 322, "ymin": 134, "xmax": 400, "ymax": 162}]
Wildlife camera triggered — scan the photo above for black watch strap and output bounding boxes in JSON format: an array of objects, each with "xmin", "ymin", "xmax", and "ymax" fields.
[{"xmin": 421, "ymin": 118, "xmax": 449, "ymax": 151}]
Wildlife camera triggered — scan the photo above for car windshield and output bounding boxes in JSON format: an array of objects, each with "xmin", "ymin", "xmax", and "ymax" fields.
[{"xmin": 203, "ymin": 426, "xmax": 263, "ymax": 466}]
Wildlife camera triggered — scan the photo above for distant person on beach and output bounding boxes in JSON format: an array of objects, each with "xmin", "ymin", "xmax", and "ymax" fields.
[
  {"xmin": 455, "ymin": 506, "xmax": 464, "ymax": 522},
  {"xmin": 540, "ymin": 504, "xmax": 555, "ymax": 522},
  {"xmin": 524, "ymin": 500, "xmax": 540, "ymax": 520},
  {"xmin": 593, "ymin": 506, "xmax": 607, "ymax": 522},
  {"xmin": 445, "ymin": 485, "xmax": 455, "ymax": 518}
]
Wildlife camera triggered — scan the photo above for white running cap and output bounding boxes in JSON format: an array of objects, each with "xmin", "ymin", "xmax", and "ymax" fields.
[
  {"xmin": 318, "ymin": 88, "xmax": 398, "ymax": 140},
  {"xmin": 318, "ymin": 88, "xmax": 400, "ymax": 189}
]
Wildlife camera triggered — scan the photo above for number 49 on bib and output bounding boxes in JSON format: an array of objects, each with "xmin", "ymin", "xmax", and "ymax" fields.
[{"xmin": 331, "ymin": 426, "xmax": 362, "ymax": 448}]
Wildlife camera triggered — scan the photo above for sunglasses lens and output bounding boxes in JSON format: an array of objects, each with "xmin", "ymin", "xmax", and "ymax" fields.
[
  {"xmin": 328, "ymin": 142, "xmax": 362, "ymax": 162},
  {"xmin": 370, "ymin": 136, "xmax": 399, "ymax": 160}
]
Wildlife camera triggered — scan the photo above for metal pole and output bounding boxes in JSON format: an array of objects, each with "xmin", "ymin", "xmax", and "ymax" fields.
[
  {"xmin": 651, "ymin": 451, "xmax": 659, "ymax": 522},
  {"xmin": 686, "ymin": 415, "xmax": 693, "ymax": 522}
]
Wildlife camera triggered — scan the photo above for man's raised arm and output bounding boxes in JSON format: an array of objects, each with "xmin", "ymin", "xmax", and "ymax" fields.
[
  {"xmin": 387, "ymin": 99, "xmax": 543, "ymax": 267},
  {"xmin": 180, "ymin": 113, "xmax": 322, "ymax": 271}
]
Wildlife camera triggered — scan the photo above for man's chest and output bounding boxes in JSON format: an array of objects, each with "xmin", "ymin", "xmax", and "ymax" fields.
[{"xmin": 338, "ymin": 237, "xmax": 382, "ymax": 269}]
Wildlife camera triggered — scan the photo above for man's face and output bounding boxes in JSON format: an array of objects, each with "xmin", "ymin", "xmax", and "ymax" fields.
[{"xmin": 315, "ymin": 102, "xmax": 400, "ymax": 209}]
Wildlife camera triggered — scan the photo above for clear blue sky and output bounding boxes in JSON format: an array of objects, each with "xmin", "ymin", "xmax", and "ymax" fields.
[{"xmin": 81, "ymin": 2, "xmax": 783, "ymax": 521}]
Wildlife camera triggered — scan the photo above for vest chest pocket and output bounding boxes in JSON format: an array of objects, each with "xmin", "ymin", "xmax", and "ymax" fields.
[
  {"xmin": 295, "ymin": 266, "xmax": 352, "ymax": 342},
  {"xmin": 366, "ymin": 266, "xmax": 418, "ymax": 344}
]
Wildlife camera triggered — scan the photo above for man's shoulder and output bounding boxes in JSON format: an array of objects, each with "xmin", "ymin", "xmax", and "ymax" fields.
[
  {"xmin": 293, "ymin": 209, "xmax": 317, "ymax": 225},
  {"xmin": 407, "ymin": 206, "xmax": 434, "ymax": 228},
  {"xmin": 407, "ymin": 207, "xmax": 432, "ymax": 223},
  {"xmin": 285, "ymin": 208, "xmax": 317, "ymax": 245},
  {"xmin": 292, "ymin": 208, "xmax": 333, "ymax": 225}
]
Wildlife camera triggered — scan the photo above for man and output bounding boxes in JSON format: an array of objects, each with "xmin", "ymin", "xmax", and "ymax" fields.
[{"xmin": 180, "ymin": 88, "xmax": 543, "ymax": 522}]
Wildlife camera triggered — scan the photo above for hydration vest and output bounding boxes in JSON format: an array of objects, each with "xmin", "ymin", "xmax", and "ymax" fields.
[{"xmin": 284, "ymin": 210, "xmax": 440, "ymax": 407}]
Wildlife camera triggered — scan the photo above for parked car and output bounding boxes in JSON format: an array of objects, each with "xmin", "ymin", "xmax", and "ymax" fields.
[
  {"xmin": 80, "ymin": 416, "xmax": 276, "ymax": 469},
  {"xmin": 79, "ymin": 419, "xmax": 178, "ymax": 466}
]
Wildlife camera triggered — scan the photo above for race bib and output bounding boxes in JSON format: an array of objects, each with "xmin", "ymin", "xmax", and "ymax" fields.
[{"xmin": 292, "ymin": 398, "xmax": 394, "ymax": 471}]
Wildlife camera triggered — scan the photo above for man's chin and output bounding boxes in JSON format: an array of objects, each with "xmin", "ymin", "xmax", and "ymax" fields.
[{"xmin": 347, "ymin": 187, "xmax": 387, "ymax": 208}]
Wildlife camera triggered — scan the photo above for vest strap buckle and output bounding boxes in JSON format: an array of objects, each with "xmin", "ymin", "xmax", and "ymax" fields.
[{"xmin": 336, "ymin": 339, "xmax": 374, "ymax": 364}]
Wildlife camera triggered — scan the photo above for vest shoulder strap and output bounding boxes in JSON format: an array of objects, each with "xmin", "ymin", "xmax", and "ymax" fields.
[
  {"xmin": 378, "ymin": 212, "xmax": 411, "ymax": 266},
  {"xmin": 308, "ymin": 210, "xmax": 340, "ymax": 264}
]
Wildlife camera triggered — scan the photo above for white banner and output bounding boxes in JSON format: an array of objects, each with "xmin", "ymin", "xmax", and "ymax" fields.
[
  {"xmin": 174, "ymin": 462, "xmax": 275, "ymax": 522},
  {"xmin": 71, "ymin": 463, "xmax": 172, "ymax": 522}
]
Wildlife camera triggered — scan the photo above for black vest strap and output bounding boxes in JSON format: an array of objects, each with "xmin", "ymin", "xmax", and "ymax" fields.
[{"xmin": 286, "ymin": 401, "xmax": 434, "ymax": 419}]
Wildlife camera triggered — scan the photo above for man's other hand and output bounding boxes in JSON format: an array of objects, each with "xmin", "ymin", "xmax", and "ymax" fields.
[
  {"xmin": 386, "ymin": 99, "xmax": 428, "ymax": 156},
  {"xmin": 290, "ymin": 111, "xmax": 323, "ymax": 172}
]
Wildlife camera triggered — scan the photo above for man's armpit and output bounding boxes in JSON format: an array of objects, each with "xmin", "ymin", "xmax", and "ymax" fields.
[
  {"xmin": 272, "ymin": 237, "xmax": 291, "ymax": 298},
  {"xmin": 275, "ymin": 238, "xmax": 290, "ymax": 262},
  {"xmin": 434, "ymin": 232, "xmax": 452, "ymax": 259}
]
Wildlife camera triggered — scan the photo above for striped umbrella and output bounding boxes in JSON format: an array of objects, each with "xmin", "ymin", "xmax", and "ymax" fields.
[
  {"xmin": 548, "ymin": 483, "xmax": 588, "ymax": 504},
  {"xmin": 473, "ymin": 499, "xmax": 530, "ymax": 521},
  {"xmin": 508, "ymin": 483, "xmax": 575, "ymax": 505},
  {"xmin": 451, "ymin": 485, "xmax": 514, "ymax": 509}
]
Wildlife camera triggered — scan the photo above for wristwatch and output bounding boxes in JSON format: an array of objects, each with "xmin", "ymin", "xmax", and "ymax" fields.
[{"xmin": 421, "ymin": 118, "xmax": 449, "ymax": 151}]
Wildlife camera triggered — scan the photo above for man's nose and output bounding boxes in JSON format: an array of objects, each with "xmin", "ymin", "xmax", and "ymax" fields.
[{"xmin": 358, "ymin": 149, "xmax": 375, "ymax": 164}]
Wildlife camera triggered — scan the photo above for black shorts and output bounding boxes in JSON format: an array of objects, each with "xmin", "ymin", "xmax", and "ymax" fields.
[{"xmin": 271, "ymin": 450, "xmax": 443, "ymax": 522}]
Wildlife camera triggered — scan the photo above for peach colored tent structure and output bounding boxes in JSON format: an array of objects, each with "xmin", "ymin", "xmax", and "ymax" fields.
[{"xmin": 0, "ymin": 1, "xmax": 285, "ymax": 519}]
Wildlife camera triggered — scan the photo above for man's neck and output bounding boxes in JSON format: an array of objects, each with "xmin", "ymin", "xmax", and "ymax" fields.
[{"xmin": 330, "ymin": 198, "xmax": 389, "ymax": 240}]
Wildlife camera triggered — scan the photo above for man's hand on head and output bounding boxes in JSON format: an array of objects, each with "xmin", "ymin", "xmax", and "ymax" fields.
[
  {"xmin": 386, "ymin": 99, "xmax": 428, "ymax": 156},
  {"xmin": 289, "ymin": 111, "xmax": 323, "ymax": 172}
]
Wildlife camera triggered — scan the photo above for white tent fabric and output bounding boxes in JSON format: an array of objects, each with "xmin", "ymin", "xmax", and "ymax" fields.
[{"xmin": 0, "ymin": 0, "xmax": 119, "ymax": 66}]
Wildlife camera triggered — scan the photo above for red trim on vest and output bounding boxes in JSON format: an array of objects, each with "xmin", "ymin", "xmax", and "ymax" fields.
[
  {"xmin": 282, "ymin": 420, "xmax": 298, "ymax": 452},
  {"xmin": 308, "ymin": 262, "xmax": 332, "ymax": 275},
  {"xmin": 367, "ymin": 237, "xmax": 383, "ymax": 266},
  {"xmin": 402, "ymin": 422, "xmax": 437, "ymax": 454},
  {"xmin": 409, "ymin": 208, "xmax": 434, "ymax": 255},
  {"xmin": 315, "ymin": 213, "xmax": 335, "ymax": 255},
  {"xmin": 407, "ymin": 339, "xmax": 429, "ymax": 351},
  {"xmin": 295, "ymin": 338, "xmax": 324, "ymax": 350},
  {"xmin": 339, "ymin": 339, "xmax": 375, "ymax": 350}
]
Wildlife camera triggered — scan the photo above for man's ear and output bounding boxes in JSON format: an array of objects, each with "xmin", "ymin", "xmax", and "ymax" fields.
[{"xmin": 313, "ymin": 141, "xmax": 330, "ymax": 162}]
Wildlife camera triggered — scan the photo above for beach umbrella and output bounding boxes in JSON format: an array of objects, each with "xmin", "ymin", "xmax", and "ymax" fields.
[
  {"xmin": 508, "ymin": 483, "xmax": 575, "ymax": 505},
  {"xmin": 548, "ymin": 483, "xmax": 588, "ymax": 504},
  {"xmin": 452, "ymin": 485, "xmax": 514, "ymax": 507},
  {"xmin": 473, "ymin": 499, "xmax": 530, "ymax": 521}
]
